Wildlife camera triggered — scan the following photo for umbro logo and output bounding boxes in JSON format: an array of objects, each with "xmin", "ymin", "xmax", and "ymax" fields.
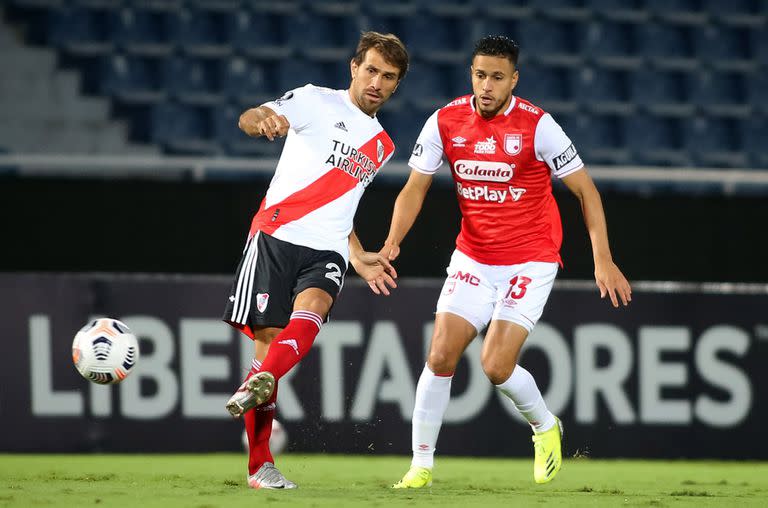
[
  {"xmin": 278, "ymin": 339, "xmax": 300, "ymax": 356},
  {"xmin": 334, "ymin": 121, "xmax": 348, "ymax": 132},
  {"xmin": 452, "ymin": 136, "xmax": 466, "ymax": 147}
]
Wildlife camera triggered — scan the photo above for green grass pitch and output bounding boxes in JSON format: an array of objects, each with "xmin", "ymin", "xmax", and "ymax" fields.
[{"xmin": 1, "ymin": 454, "xmax": 766, "ymax": 507}]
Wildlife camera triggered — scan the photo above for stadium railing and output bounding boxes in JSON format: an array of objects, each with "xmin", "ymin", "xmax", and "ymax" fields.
[{"xmin": 1, "ymin": 154, "xmax": 768, "ymax": 196}]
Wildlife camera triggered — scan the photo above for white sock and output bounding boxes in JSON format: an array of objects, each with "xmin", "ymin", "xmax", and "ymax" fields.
[
  {"xmin": 495, "ymin": 365, "xmax": 556, "ymax": 433},
  {"xmin": 411, "ymin": 364, "xmax": 452, "ymax": 469}
]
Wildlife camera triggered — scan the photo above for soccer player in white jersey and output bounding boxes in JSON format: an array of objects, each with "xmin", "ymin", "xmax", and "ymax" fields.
[
  {"xmin": 222, "ymin": 32, "xmax": 409, "ymax": 489},
  {"xmin": 385, "ymin": 36, "xmax": 632, "ymax": 488}
]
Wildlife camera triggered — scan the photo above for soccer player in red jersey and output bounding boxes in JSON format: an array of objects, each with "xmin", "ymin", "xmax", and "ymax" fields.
[
  {"xmin": 223, "ymin": 32, "xmax": 408, "ymax": 489},
  {"xmin": 386, "ymin": 36, "xmax": 632, "ymax": 488}
]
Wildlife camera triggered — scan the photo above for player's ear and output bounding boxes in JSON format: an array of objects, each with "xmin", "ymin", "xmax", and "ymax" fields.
[
  {"xmin": 350, "ymin": 59, "xmax": 357, "ymax": 80},
  {"xmin": 511, "ymin": 68, "xmax": 519, "ymax": 89}
]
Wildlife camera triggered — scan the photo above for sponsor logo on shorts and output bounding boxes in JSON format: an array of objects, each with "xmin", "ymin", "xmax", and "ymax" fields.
[
  {"xmin": 503, "ymin": 297, "xmax": 518, "ymax": 308},
  {"xmin": 256, "ymin": 293, "xmax": 269, "ymax": 313},
  {"xmin": 552, "ymin": 143, "xmax": 578, "ymax": 171},
  {"xmin": 450, "ymin": 271, "xmax": 481, "ymax": 286},
  {"xmin": 454, "ymin": 160, "xmax": 513, "ymax": 182}
]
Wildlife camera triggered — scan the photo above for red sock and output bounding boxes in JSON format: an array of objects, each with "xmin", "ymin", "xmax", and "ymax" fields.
[
  {"xmin": 243, "ymin": 363, "xmax": 278, "ymax": 475},
  {"xmin": 259, "ymin": 311, "xmax": 323, "ymax": 380}
]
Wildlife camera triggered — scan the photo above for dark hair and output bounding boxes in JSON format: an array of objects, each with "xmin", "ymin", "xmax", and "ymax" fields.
[
  {"xmin": 472, "ymin": 35, "xmax": 520, "ymax": 67},
  {"xmin": 352, "ymin": 31, "xmax": 409, "ymax": 80}
]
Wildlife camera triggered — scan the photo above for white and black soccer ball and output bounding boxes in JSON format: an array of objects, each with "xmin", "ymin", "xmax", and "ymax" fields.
[
  {"xmin": 72, "ymin": 318, "xmax": 139, "ymax": 385},
  {"xmin": 241, "ymin": 419, "xmax": 288, "ymax": 455}
]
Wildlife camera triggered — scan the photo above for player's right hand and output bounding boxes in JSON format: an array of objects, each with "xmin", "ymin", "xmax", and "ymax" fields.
[{"xmin": 256, "ymin": 114, "xmax": 290, "ymax": 141}]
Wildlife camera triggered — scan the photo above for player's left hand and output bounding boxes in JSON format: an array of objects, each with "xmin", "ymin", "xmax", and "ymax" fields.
[
  {"xmin": 380, "ymin": 243, "xmax": 401, "ymax": 261},
  {"xmin": 351, "ymin": 251, "xmax": 398, "ymax": 296},
  {"xmin": 595, "ymin": 260, "xmax": 632, "ymax": 308}
]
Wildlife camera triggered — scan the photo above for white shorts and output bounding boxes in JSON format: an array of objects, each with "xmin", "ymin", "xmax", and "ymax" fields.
[{"xmin": 435, "ymin": 250, "xmax": 558, "ymax": 333}]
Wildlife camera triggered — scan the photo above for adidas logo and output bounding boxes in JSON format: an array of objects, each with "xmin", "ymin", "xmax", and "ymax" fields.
[
  {"xmin": 334, "ymin": 121, "xmax": 348, "ymax": 132},
  {"xmin": 278, "ymin": 339, "xmax": 300, "ymax": 356}
]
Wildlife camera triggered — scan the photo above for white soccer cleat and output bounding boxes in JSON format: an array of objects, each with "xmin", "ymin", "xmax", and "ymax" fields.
[
  {"xmin": 247, "ymin": 462, "xmax": 297, "ymax": 489},
  {"xmin": 225, "ymin": 371, "xmax": 276, "ymax": 417}
]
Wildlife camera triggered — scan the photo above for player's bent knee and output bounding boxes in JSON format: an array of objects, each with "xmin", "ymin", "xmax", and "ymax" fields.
[
  {"xmin": 481, "ymin": 360, "xmax": 514, "ymax": 385},
  {"xmin": 294, "ymin": 287, "xmax": 333, "ymax": 317},
  {"xmin": 426, "ymin": 350, "xmax": 459, "ymax": 376}
]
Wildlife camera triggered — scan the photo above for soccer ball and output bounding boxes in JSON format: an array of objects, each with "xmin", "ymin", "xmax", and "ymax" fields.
[
  {"xmin": 72, "ymin": 318, "xmax": 139, "ymax": 385},
  {"xmin": 241, "ymin": 419, "xmax": 288, "ymax": 455}
]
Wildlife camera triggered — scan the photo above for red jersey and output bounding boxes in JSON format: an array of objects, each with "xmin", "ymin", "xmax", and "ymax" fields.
[{"xmin": 409, "ymin": 95, "xmax": 584, "ymax": 265}]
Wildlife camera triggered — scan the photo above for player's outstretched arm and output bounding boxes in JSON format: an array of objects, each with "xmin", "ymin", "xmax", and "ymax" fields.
[
  {"xmin": 381, "ymin": 169, "xmax": 433, "ymax": 261},
  {"xmin": 349, "ymin": 230, "xmax": 398, "ymax": 296},
  {"xmin": 238, "ymin": 106, "xmax": 290, "ymax": 141},
  {"xmin": 561, "ymin": 168, "xmax": 632, "ymax": 308}
]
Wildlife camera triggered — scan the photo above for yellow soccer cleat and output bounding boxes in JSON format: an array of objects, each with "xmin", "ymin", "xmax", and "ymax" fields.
[
  {"xmin": 532, "ymin": 417, "xmax": 564, "ymax": 484},
  {"xmin": 392, "ymin": 466, "xmax": 433, "ymax": 489}
]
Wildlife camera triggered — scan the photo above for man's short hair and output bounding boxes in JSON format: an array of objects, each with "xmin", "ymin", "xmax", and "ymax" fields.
[
  {"xmin": 352, "ymin": 31, "xmax": 409, "ymax": 80},
  {"xmin": 472, "ymin": 35, "xmax": 520, "ymax": 68}
]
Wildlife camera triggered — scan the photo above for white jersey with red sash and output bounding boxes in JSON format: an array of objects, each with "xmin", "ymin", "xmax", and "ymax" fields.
[{"xmin": 249, "ymin": 84, "xmax": 395, "ymax": 262}]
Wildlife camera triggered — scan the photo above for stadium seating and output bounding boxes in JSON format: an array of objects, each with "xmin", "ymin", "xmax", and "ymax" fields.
[
  {"xmin": 100, "ymin": 54, "xmax": 167, "ymax": 103},
  {"xmin": 2, "ymin": 0, "xmax": 766, "ymax": 168}
]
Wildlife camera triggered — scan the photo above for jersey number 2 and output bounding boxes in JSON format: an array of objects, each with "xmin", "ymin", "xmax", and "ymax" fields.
[
  {"xmin": 505, "ymin": 276, "xmax": 532, "ymax": 299},
  {"xmin": 325, "ymin": 263, "xmax": 342, "ymax": 286}
]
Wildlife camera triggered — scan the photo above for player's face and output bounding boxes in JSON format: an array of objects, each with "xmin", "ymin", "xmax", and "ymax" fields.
[
  {"xmin": 470, "ymin": 55, "xmax": 519, "ymax": 118},
  {"xmin": 349, "ymin": 48, "xmax": 401, "ymax": 117}
]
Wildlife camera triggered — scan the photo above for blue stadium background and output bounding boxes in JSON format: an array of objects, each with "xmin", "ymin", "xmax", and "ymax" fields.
[
  {"xmin": 3, "ymin": 0, "xmax": 767, "ymax": 168},
  {"xmin": 2, "ymin": 0, "xmax": 767, "ymax": 282}
]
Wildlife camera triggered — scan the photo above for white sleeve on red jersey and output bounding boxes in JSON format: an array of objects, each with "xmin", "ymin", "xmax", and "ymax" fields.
[
  {"xmin": 534, "ymin": 113, "xmax": 584, "ymax": 178},
  {"xmin": 261, "ymin": 83, "xmax": 315, "ymax": 133},
  {"xmin": 408, "ymin": 110, "xmax": 445, "ymax": 174}
]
